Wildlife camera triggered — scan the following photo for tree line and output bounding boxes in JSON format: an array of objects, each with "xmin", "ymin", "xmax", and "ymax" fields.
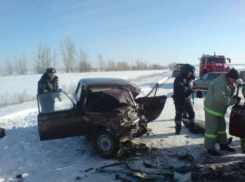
[{"xmin": 2, "ymin": 37, "xmax": 167, "ymax": 76}]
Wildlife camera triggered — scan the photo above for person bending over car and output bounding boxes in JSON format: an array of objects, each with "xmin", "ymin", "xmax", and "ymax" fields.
[
  {"xmin": 204, "ymin": 68, "xmax": 240, "ymax": 156},
  {"xmin": 37, "ymin": 68, "xmax": 59, "ymax": 113},
  {"xmin": 172, "ymin": 64, "xmax": 199, "ymax": 135}
]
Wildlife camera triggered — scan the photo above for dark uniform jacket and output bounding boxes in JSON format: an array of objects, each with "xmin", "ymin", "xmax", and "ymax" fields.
[
  {"xmin": 173, "ymin": 74, "xmax": 193, "ymax": 99},
  {"xmin": 37, "ymin": 73, "xmax": 59, "ymax": 94}
]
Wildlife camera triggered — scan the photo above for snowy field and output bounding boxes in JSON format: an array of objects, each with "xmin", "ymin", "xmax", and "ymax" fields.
[{"xmin": 0, "ymin": 67, "xmax": 245, "ymax": 182}]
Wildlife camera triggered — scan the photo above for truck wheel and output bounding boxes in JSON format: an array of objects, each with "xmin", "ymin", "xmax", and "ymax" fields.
[{"xmin": 93, "ymin": 130, "xmax": 119, "ymax": 159}]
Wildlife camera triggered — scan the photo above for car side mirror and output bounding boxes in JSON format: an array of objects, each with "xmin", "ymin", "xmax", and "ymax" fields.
[{"xmin": 71, "ymin": 106, "xmax": 80, "ymax": 118}]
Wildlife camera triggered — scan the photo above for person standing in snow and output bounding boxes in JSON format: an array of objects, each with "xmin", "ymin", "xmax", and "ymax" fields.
[
  {"xmin": 204, "ymin": 68, "xmax": 240, "ymax": 156},
  {"xmin": 37, "ymin": 68, "xmax": 59, "ymax": 112},
  {"xmin": 172, "ymin": 63, "xmax": 199, "ymax": 135}
]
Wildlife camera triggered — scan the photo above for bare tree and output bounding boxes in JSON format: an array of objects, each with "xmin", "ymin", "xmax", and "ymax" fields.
[
  {"xmin": 60, "ymin": 37, "xmax": 76, "ymax": 73},
  {"xmin": 5, "ymin": 59, "xmax": 14, "ymax": 75},
  {"xmin": 15, "ymin": 54, "xmax": 28, "ymax": 75},
  {"xmin": 133, "ymin": 60, "xmax": 148, "ymax": 70},
  {"xmin": 106, "ymin": 59, "xmax": 117, "ymax": 71},
  {"xmin": 168, "ymin": 62, "xmax": 177, "ymax": 71},
  {"xmin": 150, "ymin": 64, "xmax": 164, "ymax": 70},
  {"xmin": 46, "ymin": 46, "xmax": 52, "ymax": 68},
  {"xmin": 117, "ymin": 61, "xmax": 130, "ymax": 71},
  {"xmin": 52, "ymin": 49, "xmax": 59, "ymax": 68},
  {"xmin": 97, "ymin": 54, "xmax": 105, "ymax": 71},
  {"xmin": 33, "ymin": 43, "xmax": 52, "ymax": 74},
  {"xmin": 78, "ymin": 49, "xmax": 90, "ymax": 72}
]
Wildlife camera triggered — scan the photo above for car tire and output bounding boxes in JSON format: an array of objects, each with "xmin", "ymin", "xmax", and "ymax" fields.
[{"xmin": 93, "ymin": 130, "xmax": 119, "ymax": 159}]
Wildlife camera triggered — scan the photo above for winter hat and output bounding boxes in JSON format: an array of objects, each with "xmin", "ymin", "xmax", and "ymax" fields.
[
  {"xmin": 46, "ymin": 67, "xmax": 56, "ymax": 73},
  {"xmin": 226, "ymin": 68, "xmax": 239, "ymax": 79}
]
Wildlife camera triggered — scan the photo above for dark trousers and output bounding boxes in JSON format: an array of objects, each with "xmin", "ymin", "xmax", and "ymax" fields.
[
  {"xmin": 40, "ymin": 97, "xmax": 55, "ymax": 113},
  {"xmin": 174, "ymin": 98, "xmax": 195, "ymax": 125}
]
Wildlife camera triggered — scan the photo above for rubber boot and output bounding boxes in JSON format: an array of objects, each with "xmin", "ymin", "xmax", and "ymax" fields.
[
  {"xmin": 175, "ymin": 124, "xmax": 181, "ymax": 135},
  {"xmin": 207, "ymin": 149, "xmax": 220, "ymax": 156},
  {"xmin": 220, "ymin": 144, "xmax": 236, "ymax": 152},
  {"xmin": 189, "ymin": 123, "xmax": 199, "ymax": 134}
]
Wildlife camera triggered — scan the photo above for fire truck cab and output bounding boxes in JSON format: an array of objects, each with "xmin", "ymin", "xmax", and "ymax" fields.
[{"xmin": 199, "ymin": 53, "xmax": 231, "ymax": 77}]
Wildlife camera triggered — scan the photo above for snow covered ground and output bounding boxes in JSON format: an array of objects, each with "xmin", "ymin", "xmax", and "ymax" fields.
[{"xmin": 0, "ymin": 68, "xmax": 245, "ymax": 182}]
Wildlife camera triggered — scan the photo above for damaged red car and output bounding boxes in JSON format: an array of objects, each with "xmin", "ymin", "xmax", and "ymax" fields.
[{"xmin": 37, "ymin": 78, "xmax": 167, "ymax": 158}]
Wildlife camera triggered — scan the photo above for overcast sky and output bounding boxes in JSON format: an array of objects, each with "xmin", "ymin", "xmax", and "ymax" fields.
[{"xmin": 0, "ymin": 0, "xmax": 245, "ymax": 69}]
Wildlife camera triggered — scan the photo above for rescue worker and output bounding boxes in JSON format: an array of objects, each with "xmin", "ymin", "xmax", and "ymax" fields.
[
  {"xmin": 37, "ymin": 68, "xmax": 59, "ymax": 112},
  {"xmin": 204, "ymin": 68, "xmax": 240, "ymax": 156},
  {"xmin": 173, "ymin": 64, "xmax": 199, "ymax": 135}
]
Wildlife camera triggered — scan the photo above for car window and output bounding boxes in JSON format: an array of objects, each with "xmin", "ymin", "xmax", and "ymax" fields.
[
  {"xmin": 38, "ymin": 92, "xmax": 74, "ymax": 114},
  {"xmin": 240, "ymin": 71, "xmax": 245, "ymax": 76},
  {"xmin": 202, "ymin": 73, "xmax": 208, "ymax": 80},
  {"xmin": 207, "ymin": 74, "xmax": 215, "ymax": 80},
  {"xmin": 215, "ymin": 73, "xmax": 223, "ymax": 78},
  {"xmin": 239, "ymin": 71, "xmax": 245, "ymax": 81}
]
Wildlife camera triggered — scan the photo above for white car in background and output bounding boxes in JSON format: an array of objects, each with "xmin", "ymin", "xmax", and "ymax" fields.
[{"xmin": 193, "ymin": 72, "xmax": 226, "ymax": 90}]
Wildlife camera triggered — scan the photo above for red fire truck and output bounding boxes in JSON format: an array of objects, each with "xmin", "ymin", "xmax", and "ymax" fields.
[{"xmin": 199, "ymin": 53, "xmax": 231, "ymax": 77}]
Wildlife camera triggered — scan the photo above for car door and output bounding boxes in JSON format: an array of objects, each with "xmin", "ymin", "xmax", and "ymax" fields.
[
  {"xmin": 135, "ymin": 95, "xmax": 167, "ymax": 122},
  {"xmin": 135, "ymin": 83, "xmax": 167, "ymax": 122},
  {"xmin": 229, "ymin": 84, "xmax": 245, "ymax": 138},
  {"xmin": 37, "ymin": 92, "xmax": 85, "ymax": 141},
  {"xmin": 229, "ymin": 105, "xmax": 245, "ymax": 138}
]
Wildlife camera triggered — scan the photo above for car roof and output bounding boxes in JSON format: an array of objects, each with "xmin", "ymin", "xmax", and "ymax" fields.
[
  {"xmin": 78, "ymin": 78, "xmax": 130, "ymax": 87},
  {"xmin": 78, "ymin": 77, "xmax": 141, "ymax": 97}
]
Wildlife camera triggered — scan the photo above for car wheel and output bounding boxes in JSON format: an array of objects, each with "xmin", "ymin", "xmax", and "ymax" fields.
[{"xmin": 93, "ymin": 130, "xmax": 119, "ymax": 159}]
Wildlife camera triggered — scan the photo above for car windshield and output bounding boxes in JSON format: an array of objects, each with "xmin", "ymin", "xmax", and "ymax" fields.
[{"xmin": 37, "ymin": 92, "xmax": 74, "ymax": 113}]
